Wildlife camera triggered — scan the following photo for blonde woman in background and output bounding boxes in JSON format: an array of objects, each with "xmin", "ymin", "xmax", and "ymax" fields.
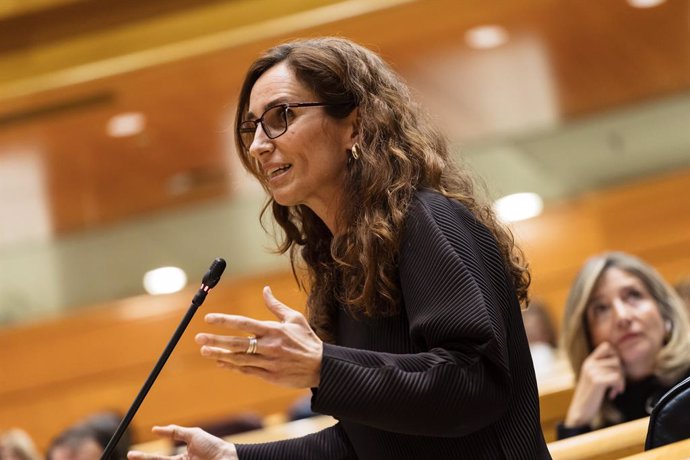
[
  {"xmin": 558, "ymin": 251, "xmax": 690, "ymax": 439},
  {"xmin": 674, "ymin": 276, "xmax": 690, "ymax": 313}
]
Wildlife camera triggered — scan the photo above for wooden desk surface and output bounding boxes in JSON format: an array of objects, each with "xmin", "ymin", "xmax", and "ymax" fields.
[
  {"xmin": 548, "ymin": 417, "xmax": 649, "ymax": 460},
  {"xmin": 537, "ymin": 364, "xmax": 573, "ymax": 395},
  {"xmin": 227, "ymin": 415, "xmax": 337, "ymax": 444},
  {"xmin": 537, "ymin": 363, "xmax": 574, "ymax": 443},
  {"xmin": 620, "ymin": 438, "xmax": 690, "ymax": 460}
]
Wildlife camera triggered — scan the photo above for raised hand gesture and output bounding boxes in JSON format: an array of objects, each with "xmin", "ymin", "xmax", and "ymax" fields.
[
  {"xmin": 564, "ymin": 342, "xmax": 625, "ymax": 428},
  {"xmin": 195, "ymin": 286, "xmax": 323, "ymax": 388}
]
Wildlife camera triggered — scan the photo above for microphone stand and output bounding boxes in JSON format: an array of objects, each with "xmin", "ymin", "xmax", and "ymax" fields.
[{"xmin": 101, "ymin": 258, "xmax": 226, "ymax": 460}]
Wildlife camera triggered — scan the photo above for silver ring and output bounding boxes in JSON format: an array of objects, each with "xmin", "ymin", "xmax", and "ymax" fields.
[{"xmin": 246, "ymin": 336, "xmax": 258, "ymax": 354}]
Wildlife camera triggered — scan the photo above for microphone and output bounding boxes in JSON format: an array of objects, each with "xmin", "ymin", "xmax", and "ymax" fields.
[
  {"xmin": 101, "ymin": 258, "xmax": 227, "ymax": 460},
  {"xmin": 192, "ymin": 257, "xmax": 226, "ymax": 307}
]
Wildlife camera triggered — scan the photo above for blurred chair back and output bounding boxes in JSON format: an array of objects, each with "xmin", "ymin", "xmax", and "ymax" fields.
[{"xmin": 645, "ymin": 375, "xmax": 690, "ymax": 450}]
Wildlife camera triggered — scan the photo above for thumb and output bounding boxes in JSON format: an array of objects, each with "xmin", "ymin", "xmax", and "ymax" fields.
[
  {"xmin": 152, "ymin": 425, "xmax": 191, "ymax": 443},
  {"xmin": 263, "ymin": 286, "xmax": 295, "ymax": 322}
]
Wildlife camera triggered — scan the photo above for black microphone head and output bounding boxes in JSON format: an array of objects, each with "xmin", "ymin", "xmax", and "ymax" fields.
[{"xmin": 202, "ymin": 257, "xmax": 226, "ymax": 289}]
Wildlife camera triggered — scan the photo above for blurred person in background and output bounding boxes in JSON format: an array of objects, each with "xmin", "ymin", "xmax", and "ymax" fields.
[
  {"xmin": 285, "ymin": 393, "xmax": 316, "ymax": 422},
  {"xmin": 558, "ymin": 251, "xmax": 690, "ymax": 439},
  {"xmin": 522, "ymin": 299, "xmax": 559, "ymax": 377},
  {"xmin": 127, "ymin": 36, "xmax": 550, "ymax": 459},
  {"xmin": 47, "ymin": 411, "xmax": 131, "ymax": 460},
  {"xmin": 81, "ymin": 411, "xmax": 132, "ymax": 459},
  {"xmin": 0, "ymin": 429, "xmax": 41, "ymax": 460},
  {"xmin": 673, "ymin": 276, "xmax": 690, "ymax": 314},
  {"xmin": 46, "ymin": 425, "xmax": 103, "ymax": 460}
]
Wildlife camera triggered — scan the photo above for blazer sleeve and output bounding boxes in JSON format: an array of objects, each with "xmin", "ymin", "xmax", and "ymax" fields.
[
  {"xmin": 234, "ymin": 422, "xmax": 356, "ymax": 460},
  {"xmin": 311, "ymin": 194, "xmax": 514, "ymax": 437}
]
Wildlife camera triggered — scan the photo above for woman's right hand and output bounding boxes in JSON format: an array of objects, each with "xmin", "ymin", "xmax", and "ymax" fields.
[
  {"xmin": 564, "ymin": 342, "xmax": 625, "ymax": 428},
  {"xmin": 127, "ymin": 425, "xmax": 238, "ymax": 460}
]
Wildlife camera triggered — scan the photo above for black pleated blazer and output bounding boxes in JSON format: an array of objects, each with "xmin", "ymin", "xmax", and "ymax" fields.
[{"xmin": 236, "ymin": 189, "xmax": 551, "ymax": 459}]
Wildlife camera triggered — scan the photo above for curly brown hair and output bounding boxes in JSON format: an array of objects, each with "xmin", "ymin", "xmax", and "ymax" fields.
[{"xmin": 234, "ymin": 37, "xmax": 530, "ymax": 341}]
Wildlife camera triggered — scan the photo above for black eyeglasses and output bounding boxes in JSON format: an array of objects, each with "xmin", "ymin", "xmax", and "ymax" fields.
[{"xmin": 238, "ymin": 102, "xmax": 346, "ymax": 151}]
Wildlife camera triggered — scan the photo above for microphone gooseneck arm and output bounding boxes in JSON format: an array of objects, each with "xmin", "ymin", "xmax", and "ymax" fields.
[{"xmin": 101, "ymin": 258, "xmax": 227, "ymax": 460}]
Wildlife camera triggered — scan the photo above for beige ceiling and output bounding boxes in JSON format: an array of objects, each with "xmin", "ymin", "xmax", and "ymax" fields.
[{"xmin": 1, "ymin": 0, "xmax": 689, "ymax": 240}]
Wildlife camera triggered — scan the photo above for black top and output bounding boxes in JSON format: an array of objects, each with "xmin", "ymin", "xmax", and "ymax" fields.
[
  {"xmin": 236, "ymin": 189, "xmax": 551, "ymax": 459},
  {"xmin": 557, "ymin": 370, "xmax": 690, "ymax": 440}
]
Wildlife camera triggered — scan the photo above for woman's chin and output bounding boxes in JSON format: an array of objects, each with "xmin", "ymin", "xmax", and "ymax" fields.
[
  {"xmin": 270, "ymin": 188, "xmax": 297, "ymax": 207},
  {"xmin": 273, "ymin": 196, "xmax": 298, "ymax": 207},
  {"xmin": 621, "ymin": 350, "xmax": 657, "ymax": 380}
]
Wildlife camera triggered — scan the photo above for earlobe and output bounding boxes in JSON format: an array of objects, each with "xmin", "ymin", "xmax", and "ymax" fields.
[
  {"xmin": 350, "ymin": 143, "xmax": 360, "ymax": 161},
  {"xmin": 348, "ymin": 107, "xmax": 361, "ymax": 148}
]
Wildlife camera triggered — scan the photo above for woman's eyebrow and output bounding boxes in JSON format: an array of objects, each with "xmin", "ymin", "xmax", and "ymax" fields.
[
  {"xmin": 586, "ymin": 295, "xmax": 604, "ymax": 308},
  {"xmin": 246, "ymin": 97, "xmax": 290, "ymax": 119},
  {"xmin": 622, "ymin": 282, "xmax": 646, "ymax": 292}
]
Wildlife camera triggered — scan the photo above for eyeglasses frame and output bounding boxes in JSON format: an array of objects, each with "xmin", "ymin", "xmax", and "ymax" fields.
[{"xmin": 238, "ymin": 102, "xmax": 349, "ymax": 151}]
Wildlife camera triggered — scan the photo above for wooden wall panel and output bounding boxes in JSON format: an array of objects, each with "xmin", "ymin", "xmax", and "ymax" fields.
[
  {"xmin": 516, "ymin": 167, "xmax": 690, "ymax": 331},
  {"xmin": 0, "ymin": 270, "xmax": 307, "ymax": 452},
  {"xmin": 512, "ymin": 199, "xmax": 605, "ymax": 330},
  {"xmin": 596, "ymin": 169, "xmax": 690, "ymax": 254}
]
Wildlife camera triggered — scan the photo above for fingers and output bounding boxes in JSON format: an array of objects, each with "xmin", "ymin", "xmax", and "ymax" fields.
[
  {"xmin": 200, "ymin": 345, "xmax": 275, "ymax": 366},
  {"xmin": 198, "ymin": 287, "xmax": 307, "ymax": 352},
  {"xmin": 204, "ymin": 313, "xmax": 271, "ymax": 335},
  {"xmin": 607, "ymin": 369, "xmax": 626, "ymax": 400},
  {"xmin": 202, "ymin": 287, "xmax": 305, "ymax": 335},
  {"xmin": 263, "ymin": 286, "xmax": 299, "ymax": 323},
  {"xmin": 127, "ymin": 426, "xmax": 192, "ymax": 460},
  {"xmin": 591, "ymin": 342, "xmax": 626, "ymax": 399},
  {"xmin": 195, "ymin": 334, "xmax": 254, "ymax": 353},
  {"xmin": 128, "ymin": 452, "xmax": 184, "ymax": 460},
  {"xmin": 595, "ymin": 356, "xmax": 624, "ymax": 371},
  {"xmin": 591, "ymin": 341, "xmax": 618, "ymax": 358},
  {"xmin": 127, "ymin": 451, "xmax": 182, "ymax": 460},
  {"xmin": 584, "ymin": 343, "xmax": 623, "ymax": 375},
  {"xmin": 583, "ymin": 345, "xmax": 626, "ymax": 400},
  {"xmin": 151, "ymin": 425, "xmax": 193, "ymax": 443},
  {"xmin": 584, "ymin": 365, "xmax": 624, "ymax": 390}
]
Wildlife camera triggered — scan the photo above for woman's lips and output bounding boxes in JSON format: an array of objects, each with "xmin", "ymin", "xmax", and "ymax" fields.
[
  {"xmin": 267, "ymin": 164, "xmax": 292, "ymax": 181},
  {"xmin": 617, "ymin": 332, "xmax": 641, "ymax": 346}
]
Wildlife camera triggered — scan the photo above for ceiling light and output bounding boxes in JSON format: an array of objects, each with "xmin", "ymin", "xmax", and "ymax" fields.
[
  {"xmin": 465, "ymin": 25, "xmax": 509, "ymax": 50},
  {"xmin": 107, "ymin": 112, "xmax": 146, "ymax": 137},
  {"xmin": 494, "ymin": 192, "xmax": 544, "ymax": 223},
  {"xmin": 627, "ymin": 0, "xmax": 665, "ymax": 7},
  {"xmin": 143, "ymin": 266, "xmax": 187, "ymax": 295}
]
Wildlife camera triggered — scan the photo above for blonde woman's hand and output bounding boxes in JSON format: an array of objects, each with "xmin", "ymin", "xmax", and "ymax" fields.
[
  {"xmin": 195, "ymin": 286, "xmax": 323, "ymax": 388},
  {"xmin": 127, "ymin": 425, "xmax": 237, "ymax": 460},
  {"xmin": 564, "ymin": 342, "xmax": 625, "ymax": 428}
]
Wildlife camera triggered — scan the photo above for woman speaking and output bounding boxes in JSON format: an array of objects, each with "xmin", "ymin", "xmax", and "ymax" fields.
[{"xmin": 128, "ymin": 37, "xmax": 550, "ymax": 460}]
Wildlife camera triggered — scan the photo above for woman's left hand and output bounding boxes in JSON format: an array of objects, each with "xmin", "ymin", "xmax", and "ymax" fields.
[
  {"xmin": 195, "ymin": 286, "xmax": 323, "ymax": 388},
  {"xmin": 127, "ymin": 425, "xmax": 237, "ymax": 460}
]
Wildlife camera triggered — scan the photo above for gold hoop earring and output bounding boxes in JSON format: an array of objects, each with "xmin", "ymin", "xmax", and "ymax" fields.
[{"xmin": 351, "ymin": 143, "xmax": 360, "ymax": 161}]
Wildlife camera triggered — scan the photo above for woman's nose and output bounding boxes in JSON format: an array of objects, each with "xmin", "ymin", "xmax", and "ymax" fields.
[
  {"xmin": 248, "ymin": 124, "xmax": 272, "ymax": 160},
  {"xmin": 612, "ymin": 299, "xmax": 633, "ymax": 326}
]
